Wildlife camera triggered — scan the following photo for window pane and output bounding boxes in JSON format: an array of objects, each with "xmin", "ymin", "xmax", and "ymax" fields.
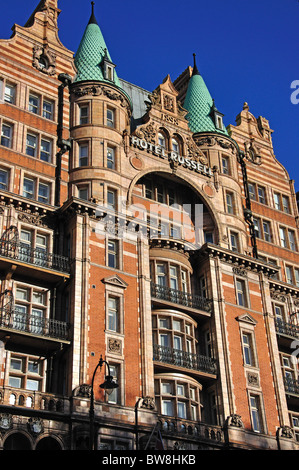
[
  {"xmin": 279, "ymin": 228, "xmax": 287, "ymax": 247},
  {"xmin": 237, "ymin": 280, "xmax": 246, "ymax": 306},
  {"xmin": 248, "ymin": 183, "xmax": 256, "ymax": 200},
  {"xmin": 222, "ymin": 157, "xmax": 229, "ymax": 174},
  {"xmin": 274, "ymin": 193, "xmax": 281, "ymax": 210},
  {"xmin": 38, "ymin": 183, "xmax": 50, "ymax": 203},
  {"xmin": 107, "ymin": 109, "xmax": 114, "ymax": 127},
  {"xmin": 282, "ymin": 195, "xmax": 290, "ymax": 213},
  {"xmin": 1, "ymin": 124, "xmax": 12, "ymax": 148},
  {"xmin": 257, "ymin": 186, "xmax": 265, "ymax": 204},
  {"xmin": 162, "ymin": 400, "xmax": 173, "ymax": 416},
  {"xmin": 26, "ymin": 134, "xmax": 37, "ymax": 157},
  {"xmin": 29, "ymin": 95, "xmax": 39, "ymax": 114},
  {"xmin": 79, "ymin": 144, "xmax": 88, "ymax": 166},
  {"xmin": 40, "ymin": 139, "xmax": 51, "ymax": 162},
  {"xmin": 107, "ymin": 190, "xmax": 116, "ymax": 208},
  {"xmin": 9, "ymin": 376, "xmax": 21, "ymax": 388},
  {"xmin": 107, "ymin": 147, "xmax": 115, "ymax": 169},
  {"xmin": 288, "ymin": 230, "xmax": 296, "ymax": 251},
  {"xmin": 0, "ymin": 169, "xmax": 8, "ymax": 189},
  {"xmin": 23, "ymin": 178, "xmax": 35, "ymax": 198},
  {"xmin": 43, "ymin": 100, "xmax": 53, "ymax": 119},
  {"xmin": 108, "ymin": 297, "xmax": 118, "ymax": 331},
  {"xmin": 80, "ymin": 106, "xmax": 88, "ymax": 124},
  {"xmin": 177, "ymin": 401, "xmax": 187, "ymax": 419},
  {"xmin": 226, "ymin": 193, "xmax": 233, "ymax": 213},
  {"xmin": 78, "ymin": 187, "xmax": 88, "ymax": 200},
  {"xmin": 10, "ymin": 358, "xmax": 22, "ymax": 371},
  {"xmin": 4, "ymin": 84, "xmax": 15, "ymax": 104},
  {"xmin": 26, "ymin": 379, "xmax": 39, "ymax": 391}
]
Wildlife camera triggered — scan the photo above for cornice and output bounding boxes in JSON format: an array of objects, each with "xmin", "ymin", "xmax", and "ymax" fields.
[{"xmin": 193, "ymin": 242, "xmax": 279, "ymax": 277}]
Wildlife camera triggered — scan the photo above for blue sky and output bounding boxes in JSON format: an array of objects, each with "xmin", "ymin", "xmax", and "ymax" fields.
[{"xmin": 2, "ymin": 0, "xmax": 299, "ymax": 190}]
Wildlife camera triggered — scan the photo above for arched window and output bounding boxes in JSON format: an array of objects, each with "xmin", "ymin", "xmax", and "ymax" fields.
[
  {"xmin": 172, "ymin": 138, "xmax": 180, "ymax": 155},
  {"xmin": 158, "ymin": 133, "xmax": 166, "ymax": 149}
]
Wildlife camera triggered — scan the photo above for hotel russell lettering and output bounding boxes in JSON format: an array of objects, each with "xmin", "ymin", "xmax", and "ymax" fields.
[
  {"xmin": 130, "ymin": 136, "xmax": 213, "ymax": 177},
  {"xmin": 0, "ymin": 0, "xmax": 297, "ymax": 452}
]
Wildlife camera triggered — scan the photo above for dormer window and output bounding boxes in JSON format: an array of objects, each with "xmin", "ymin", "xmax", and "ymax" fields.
[
  {"xmin": 210, "ymin": 99, "xmax": 225, "ymax": 131},
  {"xmin": 102, "ymin": 48, "xmax": 116, "ymax": 82},
  {"xmin": 216, "ymin": 115, "xmax": 223, "ymax": 130},
  {"xmin": 105, "ymin": 64, "xmax": 114, "ymax": 81}
]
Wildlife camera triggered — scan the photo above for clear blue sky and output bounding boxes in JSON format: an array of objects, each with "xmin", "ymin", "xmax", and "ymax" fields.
[{"xmin": 2, "ymin": 0, "xmax": 299, "ymax": 191}]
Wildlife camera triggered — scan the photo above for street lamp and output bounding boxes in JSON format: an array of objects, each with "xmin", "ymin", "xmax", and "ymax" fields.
[{"xmin": 89, "ymin": 355, "xmax": 119, "ymax": 450}]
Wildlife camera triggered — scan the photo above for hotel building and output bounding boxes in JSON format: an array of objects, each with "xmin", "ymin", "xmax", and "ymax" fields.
[{"xmin": 0, "ymin": 0, "xmax": 298, "ymax": 450}]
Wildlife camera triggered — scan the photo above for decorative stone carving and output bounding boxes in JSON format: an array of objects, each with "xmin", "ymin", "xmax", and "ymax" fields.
[
  {"xmin": 277, "ymin": 425, "xmax": 294, "ymax": 440},
  {"xmin": 270, "ymin": 291, "xmax": 287, "ymax": 303},
  {"xmin": 232, "ymin": 266, "xmax": 248, "ymax": 277},
  {"xmin": 17, "ymin": 212, "xmax": 48, "ymax": 228},
  {"xmin": 247, "ymin": 372, "xmax": 259, "ymax": 387},
  {"xmin": 186, "ymin": 137, "xmax": 208, "ymax": 164},
  {"xmin": 73, "ymin": 384, "xmax": 91, "ymax": 398},
  {"xmin": 33, "ymin": 45, "xmax": 56, "ymax": 75},
  {"xmin": 108, "ymin": 338, "xmax": 122, "ymax": 354},
  {"xmin": 134, "ymin": 122, "xmax": 157, "ymax": 144},
  {"xmin": 0, "ymin": 413, "xmax": 12, "ymax": 431},
  {"xmin": 140, "ymin": 396, "xmax": 156, "ymax": 410},
  {"xmin": 27, "ymin": 417, "xmax": 44, "ymax": 435},
  {"xmin": 226, "ymin": 414, "xmax": 244, "ymax": 428},
  {"xmin": 72, "ymin": 85, "xmax": 131, "ymax": 116},
  {"xmin": 194, "ymin": 135, "xmax": 237, "ymax": 154},
  {"xmin": 163, "ymin": 94, "xmax": 174, "ymax": 112},
  {"xmin": 244, "ymin": 141, "xmax": 262, "ymax": 165}
]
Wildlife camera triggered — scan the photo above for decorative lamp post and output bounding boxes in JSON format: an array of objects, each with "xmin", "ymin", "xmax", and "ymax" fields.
[{"xmin": 89, "ymin": 355, "xmax": 119, "ymax": 450}]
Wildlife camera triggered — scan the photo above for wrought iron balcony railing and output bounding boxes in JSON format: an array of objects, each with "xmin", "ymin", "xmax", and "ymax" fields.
[
  {"xmin": 0, "ymin": 239, "xmax": 70, "ymax": 273},
  {"xmin": 0, "ymin": 307, "xmax": 70, "ymax": 341},
  {"xmin": 151, "ymin": 283, "xmax": 212, "ymax": 313},
  {"xmin": 153, "ymin": 344, "xmax": 217, "ymax": 375},
  {"xmin": 275, "ymin": 319, "xmax": 299, "ymax": 340},
  {"xmin": 284, "ymin": 377, "xmax": 299, "ymax": 396}
]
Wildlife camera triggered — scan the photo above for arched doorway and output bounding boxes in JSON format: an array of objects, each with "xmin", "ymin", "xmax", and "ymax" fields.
[
  {"xmin": 3, "ymin": 432, "xmax": 32, "ymax": 450},
  {"xmin": 36, "ymin": 436, "xmax": 62, "ymax": 450}
]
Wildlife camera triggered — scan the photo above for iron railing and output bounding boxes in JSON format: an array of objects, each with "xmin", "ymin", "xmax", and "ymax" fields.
[
  {"xmin": 153, "ymin": 344, "xmax": 217, "ymax": 375},
  {"xmin": 0, "ymin": 239, "xmax": 70, "ymax": 273},
  {"xmin": 284, "ymin": 377, "xmax": 299, "ymax": 396},
  {"xmin": 275, "ymin": 319, "xmax": 299, "ymax": 340},
  {"xmin": 0, "ymin": 307, "xmax": 70, "ymax": 341},
  {"xmin": 151, "ymin": 283, "xmax": 212, "ymax": 313}
]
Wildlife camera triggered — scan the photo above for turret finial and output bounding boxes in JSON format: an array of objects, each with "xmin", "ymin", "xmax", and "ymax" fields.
[
  {"xmin": 192, "ymin": 53, "xmax": 199, "ymax": 76},
  {"xmin": 88, "ymin": 1, "xmax": 98, "ymax": 25}
]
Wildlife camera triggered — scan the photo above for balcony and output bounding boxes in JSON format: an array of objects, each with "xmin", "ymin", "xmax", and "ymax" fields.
[
  {"xmin": 275, "ymin": 319, "xmax": 299, "ymax": 341},
  {"xmin": 153, "ymin": 344, "xmax": 217, "ymax": 377},
  {"xmin": 0, "ymin": 307, "xmax": 70, "ymax": 353},
  {"xmin": 151, "ymin": 283, "xmax": 212, "ymax": 315},
  {"xmin": 0, "ymin": 239, "xmax": 70, "ymax": 283},
  {"xmin": 284, "ymin": 377, "xmax": 299, "ymax": 397}
]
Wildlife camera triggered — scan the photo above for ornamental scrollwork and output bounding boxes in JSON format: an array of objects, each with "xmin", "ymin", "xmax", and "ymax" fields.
[{"xmin": 32, "ymin": 45, "xmax": 56, "ymax": 76}]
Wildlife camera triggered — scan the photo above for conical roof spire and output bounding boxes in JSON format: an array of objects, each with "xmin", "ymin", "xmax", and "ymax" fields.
[
  {"xmin": 192, "ymin": 53, "xmax": 199, "ymax": 76},
  {"xmin": 183, "ymin": 54, "xmax": 228, "ymax": 135},
  {"xmin": 88, "ymin": 1, "xmax": 98, "ymax": 25},
  {"xmin": 74, "ymin": 2, "xmax": 121, "ymax": 86}
]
